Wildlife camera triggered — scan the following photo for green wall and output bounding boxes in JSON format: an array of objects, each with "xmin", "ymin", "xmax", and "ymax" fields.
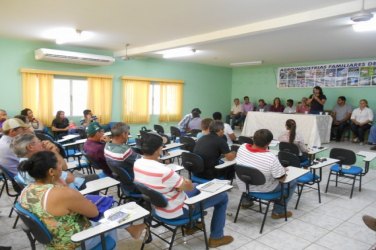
[
  {"xmin": 0, "ymin": 37, "xmax": 232, "ymax": 133},
  {"xmin": 231, "ymin": 60, "xmax": 376, "ymax": 112}
]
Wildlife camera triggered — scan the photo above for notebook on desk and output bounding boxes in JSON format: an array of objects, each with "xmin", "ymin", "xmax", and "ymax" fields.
[{"xmin": 198, "ymin": 181, "xmax": 228, "ymax": 193}]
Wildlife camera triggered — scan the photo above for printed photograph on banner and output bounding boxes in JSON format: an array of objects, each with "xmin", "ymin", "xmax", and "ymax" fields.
[
  {"xmin": 279, "ymin": 79, "xmax": 287, "ymax": 87},
  {"xmin": 287, "ymin": 70, "xmax": 297, "ymax": 79},
  {"xmin": 288, "ymin": 79, "xmax": 296, "ymax": 87},
  {"xmin": 359, "ymin": 77, "xmax": 371, "ymax": 86},
  {"xmin": 305, "ymin": 78, "xmax": 315, "ymax": 87},
  {"xmin": 336, "ymin": 77, "xmax": 347, "ymax": 87},
  {"xmin": 336, "ymin": 68, "xmax": 348, "ymax": 77},
  {"xmin": 372, "ymin": 76, "xmax": 376, "ymax": 86},
  {"xmin": 348, "ymin": 67, "xmax": 360, "ymax": 77},
  {"xmin": 347, "ymin": 77, "xmax": 359, "ymax": 86},
  {"xmin": 324, "ymin": 77, "xmax": 335, "ymax": 87},
  {"xmin": 280, "ymin": 70, "xmax": 287, "ymax": 79},
  {"xmin": 325, "ymin": 68, "xmax": 336, "ymax": 77},
  {"xmin": 305, "ymin": 69, "xmax": 315, "ymax": 78},
  {"xmin": 314, "ymin": 69, "xmax": 325, "ymax": 78}
]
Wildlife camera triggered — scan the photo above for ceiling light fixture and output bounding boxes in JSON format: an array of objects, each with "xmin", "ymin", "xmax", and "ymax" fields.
[
  {"xmin": 353, "ymin": 18, "xmax": 376, "ymax": 32},
  {"xmin": 156, "ymin": 47, "xmax": 197, "ymax": 59},
  {"xmin": 44, "ymin": 28, "xmax": 92, "ymax": 45},
  {"xmin": 230, "ymin": 60, "xmax": 263, "ymax": 67},
  {"xmin": 351, "ymin": 0, "xmax": 373, "ymax": 22}
]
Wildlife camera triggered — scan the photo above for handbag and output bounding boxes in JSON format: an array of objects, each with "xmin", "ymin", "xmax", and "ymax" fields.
[{"xmin": 85, "ymin": 195, "xmax": 114, "ymax": 222}]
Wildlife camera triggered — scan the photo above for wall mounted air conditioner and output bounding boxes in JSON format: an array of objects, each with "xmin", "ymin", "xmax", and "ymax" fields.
[{"xmin": 35, "ymin": 48, "xmax": 115, "ymax": 66}]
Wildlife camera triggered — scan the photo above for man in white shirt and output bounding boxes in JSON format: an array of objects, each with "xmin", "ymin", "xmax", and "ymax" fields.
[
  {"xmin": 213, "ymin": 112, "xmax": 236, "ymax": 147},
  {"xmin": 351, "ymin": 99, "xmax": 373, "ymax": 145},
  {"xmin": 283, "ymin": 99, "xmax": 296, "ymax": 114},
  {"xmin": 226, "ymin": 98, "xmax": 243, "ymax": 129},
  {"xmin": 236, "ymin": 129, "xmax": 297, "ymax": 219}
]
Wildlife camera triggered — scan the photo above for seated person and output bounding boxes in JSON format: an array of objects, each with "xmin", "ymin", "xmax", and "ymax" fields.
[
  {"xmin": 255, "ymin": 99, "xmax": 270, "ymax": 112},
  {"xmin": 51, "ymin": 110, "xmax": 69, "ymax": 139},
  {"xmin": 20, "ymin": 108, "xmax": 45, "ymax": 132},
  {"xmin": 226, "ymin": 98, "xmax": 243, "ymax": 129},
  {"xmin": 178, "ymin": 108, "xmax": 202, "ymax": 133},
  {"xmin": 241, "ymin": 96, "xmax": 254, "ymax": 123},
  {"xmin": 19, "ymin": 151, "xmax": 145, "ymax": 249},
  {"xmin": 296, "ymin": 97, "xmax": 310, "ymax": 114},
  {"xmin": 193, "ymin": 121, "xmax": 236, "ymax": 180},
  {"xmin": 0, "ymin": 118, "xmax": 31, "ymax": 175},
  {"xmin": 278, "ymin": 119, "xmax": 308, "ymax": 161},
  {"xmin": 351, "ymin": 99, "xmax": 373, "ymax": 145},
  {"xmin": 196, "ymin": 118, "xmax": 213, "ymax": 139},
  {"xmin": 104, "ymin": 122, "xmax": 141, "ymax": 193},
  {"xmin": 283, "ymin": 99, "xmax": 296, "ymax": 114},
  {"xmin": 368, "ymin": 125, "xmax": 376, "ymax": 150},
  {"xmin": 213, "ymin": 112, "xmax": 236, "ymax": 147},
  {"xmin": 270, "ymin": 97, "xmax": 285, "ymax": 112},
  {"xmin": 0, "ymin": 108, "xmax": 7, "ymax": 133},
  {"xmin": 11, "ymin": 133, "xmax": 100, "ymax": 189},
  {"xmin": 134, "ymin": 133, "xmax": 233, "ymax": 248},
  {"xmin": 83, "ymin": 122, "xmax": 112, "ymax": 176},
  {"xmin": 80, "ymin": 109, "xmax": 98, "ymax": 128},
  {"xmin": 331, "ymin": 96, "xmax": 352, "ymax": 142},
  {"xmin": 236, "ymin": 129, "xmax": 297, "ymax": 219}
]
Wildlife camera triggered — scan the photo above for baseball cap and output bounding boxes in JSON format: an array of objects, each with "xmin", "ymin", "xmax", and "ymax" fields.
[
  {"xmin": 86, "ymin": 122, "xmax": 103, "ymax": 136},
  {"xmin": 2, "ymin": 118, "xmax": 30, "ymax": 132},
  {"xmin": 191, "ymin": 108, "xmax": 201, "ymax": 114}
]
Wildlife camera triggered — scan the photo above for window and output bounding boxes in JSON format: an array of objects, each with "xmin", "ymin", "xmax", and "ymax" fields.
[
  {"xmin": 53, "ymin": 78, "xmax": 88, "ymax": 116},
  {"xmin": 149, "ymin": 82, "xmax": 160, "ymax": 115}
]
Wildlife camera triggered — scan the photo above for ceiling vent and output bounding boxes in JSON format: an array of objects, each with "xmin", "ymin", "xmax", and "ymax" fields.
[{"xmin": 35, "ymin": 48, "xmax": 115, "ymax": 66}]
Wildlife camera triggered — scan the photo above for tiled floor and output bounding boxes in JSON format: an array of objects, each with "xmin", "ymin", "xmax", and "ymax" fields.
[{"xmin": 1, "ymin": 139, "xmax": 376, "ymax": 250}]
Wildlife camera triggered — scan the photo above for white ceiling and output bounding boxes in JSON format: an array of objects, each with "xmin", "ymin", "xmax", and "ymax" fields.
[{"xmin": 1, "ymin": 0, "xmax": 376, "ymax": 67}]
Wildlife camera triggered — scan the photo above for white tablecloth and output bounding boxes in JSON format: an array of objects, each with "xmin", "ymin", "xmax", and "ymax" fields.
[{"xmin": 242, "ymin": 112, "xmax": 332, "ymax": 147}]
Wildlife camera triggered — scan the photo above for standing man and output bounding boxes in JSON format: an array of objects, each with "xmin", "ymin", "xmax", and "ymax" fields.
[
  {"xmin": 178, "ymin": 108, "xmax": 202, "ymax": 133},
  {"xmin": 226, "ymin": 98, "xmax": 243, "ymax": 129},
  {"xmin": 331, "ymin": 96, "xmax": 352, "ymax": 142}
]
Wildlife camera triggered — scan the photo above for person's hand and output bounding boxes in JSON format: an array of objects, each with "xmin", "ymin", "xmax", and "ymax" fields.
[
  {"xmin": 100, "ymin": 135, "xmax": 111, "ymax": 143},
  {"xmin": 42, "ymin": 141, "xmax": 59, "ymax": 152}
]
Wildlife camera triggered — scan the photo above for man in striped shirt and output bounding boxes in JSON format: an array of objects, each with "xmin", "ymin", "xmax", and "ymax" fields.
[
  {"xmin": 236, "ymin": 129, "xmax": 297, "ymax": 219},
  {"xmin": 104, "ymin": 122, "xmax": 141, "ymax": 193},
  {"xmin": 134, "ymin": 133, "xmax": 233, "ymax": 248}
]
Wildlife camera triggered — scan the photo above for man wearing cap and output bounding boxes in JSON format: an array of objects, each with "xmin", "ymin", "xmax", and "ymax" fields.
[
  {"xmin": 83, "ymin": 122, "xmax": 112, "ymax": 176},
  {"xmin": 178, "ymin": 108, "xmax": 202, "ymax": 133},
  {"xmin": 0, "ymin": 118, "xmax": 31, "ymax": 175}
]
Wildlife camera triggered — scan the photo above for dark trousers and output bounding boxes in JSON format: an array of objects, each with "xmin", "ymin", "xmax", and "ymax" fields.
[
  {"xmin": 351, "ymin": 123, "xmax": 371, "ymax": 142},
  {"xmin": 331, "ymin": 121, "xmax": 350, "ymax": 141}
]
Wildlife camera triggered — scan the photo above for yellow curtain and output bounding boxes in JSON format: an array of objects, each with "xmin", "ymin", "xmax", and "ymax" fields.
[
  {"xmin": 159, "ymin": 82, "xmax": 183, "ymax": 122},
  {"xmin": 122, "ymin": 79, "xmax": 150, "ymax": 123},
  {"xmin": 87, "ymin": 77, "xmax": 113, "ymax": 124},
  {"xmin": 22, "ymin": 72, "xmax": 54, "ymax": 125}
]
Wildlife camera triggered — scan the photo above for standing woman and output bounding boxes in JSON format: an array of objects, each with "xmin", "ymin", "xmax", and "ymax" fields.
[
  {"xmin": 270, "ymin": 97, "xmax": 285, "ymax": 112},
  {"xmin": 351, "ymin": 99, "xmax": 373, "ymax": 145},
  {"xmin": 307, "ymin": 86, "xmax": 326, "ymax": 114},
  {"xmin": 51, "ymin": 110, "xmax": 69, "ymax": 139}
]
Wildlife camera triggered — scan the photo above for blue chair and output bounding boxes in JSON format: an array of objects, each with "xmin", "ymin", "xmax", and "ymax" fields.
[
  {"xmin": 325, "ymin": 148, "xmax": 363, "ymax": 198},
  {"xmin": 279, "ymin": 142, "xmax": 310, "ymax": 167},
  {"xmin": 135, "ymin": 182, "xmax": 208, "ymax": 250},
  {"xmin": 181, "ymin": 152, "xmax": 211, "ymax": 184},
  {"xmin": 278, "ymin": 151, "xmax": 320, "ymax": 209},
  {"xmin": 14, "ymin": 202, "xmax": 116, "ymax": 250},
  {"xmin": 234, "ymin": 164, "xmax": 287, "ymax": 234}
]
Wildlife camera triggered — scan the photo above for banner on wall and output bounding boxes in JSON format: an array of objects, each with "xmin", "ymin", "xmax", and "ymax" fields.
[{"xmin": 277, "ymin": 60, "xmax": 376, "ymax": 88}]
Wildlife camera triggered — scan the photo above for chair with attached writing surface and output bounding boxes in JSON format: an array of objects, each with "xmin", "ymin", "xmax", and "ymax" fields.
[
  {"xmin": 181, "ymin": 152, "xmax": 211, "ymax": 184},
  {"xmin": 188, "ymin": 129, "xmax": 201, "ymax": 137},
  {"xmin": 135, "ymin": 182, "xmax": 208, "ymax": 250},
  {"xmin": 153, "ymin": 124, "xmax": 165, "ymax": 135},
  {"xmin": 279, "ymin": 142, "xmax": 309, "ymax": 167},
  {"xmin": 278, "ymin": 151, "xmax": 320, "ymax": 209},
  {"xmin": 14, "ymin": 202, "xmax": 116, "ymax": 250},
  {"xmin": 170, "ymin": 126, "xmax": 181, "ymax": 142},
  {"xmin": 325, "ymin": 148, "xmax": 363, "ymax": 198},
  {"xmin": 233, "ymin": 164, "xmax": 287, "ymax": 233},
  {"xmin": 237, "ymin": 136, "xmax": 253, "ymax": 145},
  {"xmin": 180, "ymin": 136, "xmax": 196, "ymax": 153}
]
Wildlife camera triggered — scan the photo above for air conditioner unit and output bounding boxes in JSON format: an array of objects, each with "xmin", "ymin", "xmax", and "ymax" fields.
[{"xmin": 35, "ymin": 48, "xmax": 115, "ymax": 66}]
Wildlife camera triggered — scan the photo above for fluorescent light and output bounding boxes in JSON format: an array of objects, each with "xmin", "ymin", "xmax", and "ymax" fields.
[
  {"xmin": 353, "ymin": 19, "xmax": 376, "ymax": 32},
  {"xmin": 230, "ymin": 60, "xmax": 263, "ymax": 67},
  {"xmin": 44, "ymin": 28, "xmax": 93, "ymax": 44},
  {"xmin": 156, "ymin": 47, "xmax": 197, "ymax": 59}
]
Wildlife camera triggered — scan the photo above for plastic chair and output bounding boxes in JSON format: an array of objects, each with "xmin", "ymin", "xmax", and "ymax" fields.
[
  {"xmin": 170, "ymin": 126, "xmax": 181, "ymax": 142},
  {"xmin": 325, "ymin": 148, "xmax": 363, "ymax": 198},
  {"xmin": 135, "ymin": 182, "xmax": 208, "ymax": 250},
  {"xmin": 237, "ymin": 136, "xmax": 253, "ymax": 144},
  {"xmin": 153, "ymin": 124, "xmax": 164, "ymax": 134},
  {"xmin": 233, "ymin": 164, "xmax": 287, "ymax": 233},
  {"xmin": 181, "ymin": 152, "xmax": 210, "ymax": 184},
  {"xmin": 180, "ymin": 136, "xmax": 196, "ymax": 152},
  {"xmin": 279, "ymin": 142, "xmax": 309, "ymax": 167}
]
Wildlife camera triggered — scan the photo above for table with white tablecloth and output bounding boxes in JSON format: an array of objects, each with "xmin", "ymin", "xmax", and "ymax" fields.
[{"xmin": 242, "ymin": 112, "xmax": 332, "ymax": 147}]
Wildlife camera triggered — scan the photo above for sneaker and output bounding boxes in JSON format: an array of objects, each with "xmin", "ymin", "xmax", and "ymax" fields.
[
  {"xmin": 208, "ymin": 235, "xmax": 234, "ymax": 248},
  {"xmin": 184, "ymin": 222, "xmax": 203, "ymax": 235},
  {"xmin": 363, "ymin": 215, "xmax": 376, "ymax": 231},
  {"xmin": 271, "ymin": 211, "xmax": 293, "ymax": 219},
  {"xmin": 352, "ymin": 137, "xmax": 359, "ymax": 143}
]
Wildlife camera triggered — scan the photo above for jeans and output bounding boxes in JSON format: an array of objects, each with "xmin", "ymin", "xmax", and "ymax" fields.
[
  {"xmin": 76, "ymin": 221, "xmax": 118, "ymax": 249},
  {"xmin": 351, "ymin": 123, "xmax": 371, "ymax": 142},
  {"xmin": 368, "ymin": 125, "xmax": 376, "ymax": 144},
  {"xmin": 271, "ymin": 179, "xmax": 297, "ymax": 214},
  {"xmin": 176, "ymin": 187, "xmax": 229, "ymax": 239},
  {"xmin": 331, "ymin": 121, "xmax": 350, "ymax": 141}
]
